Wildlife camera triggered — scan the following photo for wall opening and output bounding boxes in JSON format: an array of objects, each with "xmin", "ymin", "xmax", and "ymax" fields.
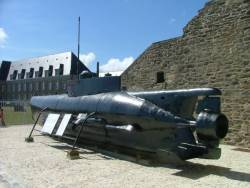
[{"xmin": 156, "ymin": 71, "xmax": 165, "ymax": 83}]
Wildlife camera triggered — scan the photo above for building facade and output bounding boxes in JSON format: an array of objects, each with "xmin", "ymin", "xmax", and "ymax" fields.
[
  {"xmin": 121, "ymin": 0, "xmax": 250, "ymax": 147},
  {"xmin": 0, "ymin": 52, "xmax": 90, "ymax": 101}
]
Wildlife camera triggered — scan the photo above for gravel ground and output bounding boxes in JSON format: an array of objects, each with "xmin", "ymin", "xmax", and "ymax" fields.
[{"xmin": 0, "ymin": 125, "xmax": 250, "ymax": 188}]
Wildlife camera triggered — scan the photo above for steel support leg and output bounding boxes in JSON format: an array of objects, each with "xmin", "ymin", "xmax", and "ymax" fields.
[
  {"xmin": 67, "ymin": 112, "xmax": 95, "ymax": 159},
  {"xmin": 25, "ymin": 107, "xmax": 48, "ymax": 142}
]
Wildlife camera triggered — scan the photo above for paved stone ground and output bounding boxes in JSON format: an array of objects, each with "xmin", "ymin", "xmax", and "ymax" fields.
[{"xmin": 0, "ymin": 125, "xmax": 250, "ymax": 188}]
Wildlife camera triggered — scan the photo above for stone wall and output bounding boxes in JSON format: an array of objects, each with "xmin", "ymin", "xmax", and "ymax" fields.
[{"xmin": 121, "ymin": 0, "xmax": 250, "ymax": 147}]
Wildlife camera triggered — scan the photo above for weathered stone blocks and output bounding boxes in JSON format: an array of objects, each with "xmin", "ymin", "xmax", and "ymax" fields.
[{"xmin": 121, "ymin": 0, "xmax": 250, "ymax": 147}]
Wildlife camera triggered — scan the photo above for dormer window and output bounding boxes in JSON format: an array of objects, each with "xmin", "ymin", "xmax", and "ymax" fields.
[
  {"xmin": 59, "ymin": 64, "xmax": 64, "ymax": 75},
  {"xmin": 29, "ymin": 68, "xmax": 34, "ymax": 78},
  {"xmin": 20, "ymin": 69, "xmax": 25, "ymax": 79},
  {"xmin": 39, "ymin": 67, "xmax": 43, "ymax": 77},
  {"xmin": 12, "ymin": 70, "xmax": 18, "ymax": 80},
  {"xmin": 48, "ymin": 65, "xmax": 53, "ymax": 76}
]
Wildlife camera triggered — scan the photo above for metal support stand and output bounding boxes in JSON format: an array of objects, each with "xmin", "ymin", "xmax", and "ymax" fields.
[
  {"xmin": 67, "ymin": 112, "xmax": 95, "ymax": 160},
  {"xmin": 25, "ymin": 107, "xmax": 48, "ymax": 142}
]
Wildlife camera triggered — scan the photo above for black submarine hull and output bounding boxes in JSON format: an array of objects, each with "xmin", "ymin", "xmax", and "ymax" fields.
[
  {"xmin": 30, "ymin": 88, "xmax": 228, "ymax": 161},
  {"xmin": 30, "ymin": 92, "xmax": 190, "ymax": 130}
]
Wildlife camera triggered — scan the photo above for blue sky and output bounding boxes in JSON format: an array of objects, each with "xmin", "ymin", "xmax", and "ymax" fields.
[{"xmin": 0, "ymin": 0, "xmax": 208, "ymax": 72}]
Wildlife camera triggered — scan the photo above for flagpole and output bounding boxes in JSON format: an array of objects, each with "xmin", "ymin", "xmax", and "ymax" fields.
[{"xmin": 77, "ymin": 16, "xmax": 80, "ymax": 80}]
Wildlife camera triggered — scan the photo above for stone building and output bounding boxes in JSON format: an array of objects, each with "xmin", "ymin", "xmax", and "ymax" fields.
[
  {"xmin": 0, "ymin": 52, "xmax": 90, "ymax": 101},
  {"xmin": 121, "ymin": 0, "xmax": 250, "ymax": 147}
]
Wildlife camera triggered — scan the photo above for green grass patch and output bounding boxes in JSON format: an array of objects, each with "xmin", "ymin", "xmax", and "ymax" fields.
[{"xmin": 2, "ymin": 106, "xmax": 34, "ymax": 125}]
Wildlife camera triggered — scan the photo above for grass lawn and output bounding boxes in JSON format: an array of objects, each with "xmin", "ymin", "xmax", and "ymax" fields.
[{"xmin": 2, "ymin": 106, "xmax": 34, "ymax": 125}]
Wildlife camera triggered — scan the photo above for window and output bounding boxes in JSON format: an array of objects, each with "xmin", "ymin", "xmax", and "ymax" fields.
[
  {"xmin": 7, "ymin": 85, "xmax": 10, "ymax": 92},
  {"xmin": 156, "ymin": 71, "xmax": 165, "ymax": 83},
  {"xmin": 35, "ymin": 82, "xmax": 39, "ymax": 91},
  {"xmin": 18, "ymin": 83, "xmax": 21, "ymax": 92},
  {"xmin": 63, "ymin": 83, "xmax": 67, "ymax": 90},
  {"xmin": 59, "ymin": 64, "xmax": 64, "ymax": 75},
  {"xmin": 55, "ymin": 81, "xmax": 59, "ymax": 90},
  {"xmin": 48, "ymin": 65, "xmax": 53, "ymax": 76},
  {"xmin": 12, "ymin": 84, "xmax": 15, "ymax": 92},
  {"xmin": 29, "ymin": 68, "xmax": 34, "ymax": 78},
  {"xmin": 12, "ymin": 70, "xmax": 18, "ymax": 80},
  {"xmin": 20, "ymin": 69, "xmax": 26, "ymax": 79},
  {"xmin": 42, "ymin": 81, "xmax": 45, "ymax": 90},
  {"xmin": 48, "ymin": 82, "xmax": 52, "ymax": 90},
  {"xmin": 23, "ymin": 83, "xmax": 26, "ymax": 91},
  {"xmin": 29, "ymin": 83, "xmax": 33, "ymax": 91},
  {"xmin": 39, "ymin": 67, "xmax": 43, "ymax": 77}
]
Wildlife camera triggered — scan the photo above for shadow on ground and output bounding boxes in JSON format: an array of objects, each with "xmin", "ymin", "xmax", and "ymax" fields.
[
  {"xmin": 44, "ymin": 140, "xmax": 250, "ymax": 183},
  {"xmin": 163, "ymin": 161, "xmax": 250, "ymax": 182}
]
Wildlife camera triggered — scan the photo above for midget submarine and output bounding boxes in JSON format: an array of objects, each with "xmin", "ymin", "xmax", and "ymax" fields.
[{"xmin": 30, "ymin": 75, "xmax": 228, "ymax": 162}]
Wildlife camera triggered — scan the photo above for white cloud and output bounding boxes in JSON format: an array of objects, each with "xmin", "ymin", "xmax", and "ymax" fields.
[
  {"xmin": 0, "ymin": 28, "xmax": 8, "ymax": 48},
  {"xmin": 100, "ymin": 56, "xmax": 134, "ymax": 72},
  {"xmin": 79, "ymin": 52, "xmax": 96, "ymax": 66}
]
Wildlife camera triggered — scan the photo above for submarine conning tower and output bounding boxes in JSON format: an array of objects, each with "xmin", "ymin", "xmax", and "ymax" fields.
[{"xmin": 67, "ymin": 76, "xmax": 122, "ymax": 97}]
